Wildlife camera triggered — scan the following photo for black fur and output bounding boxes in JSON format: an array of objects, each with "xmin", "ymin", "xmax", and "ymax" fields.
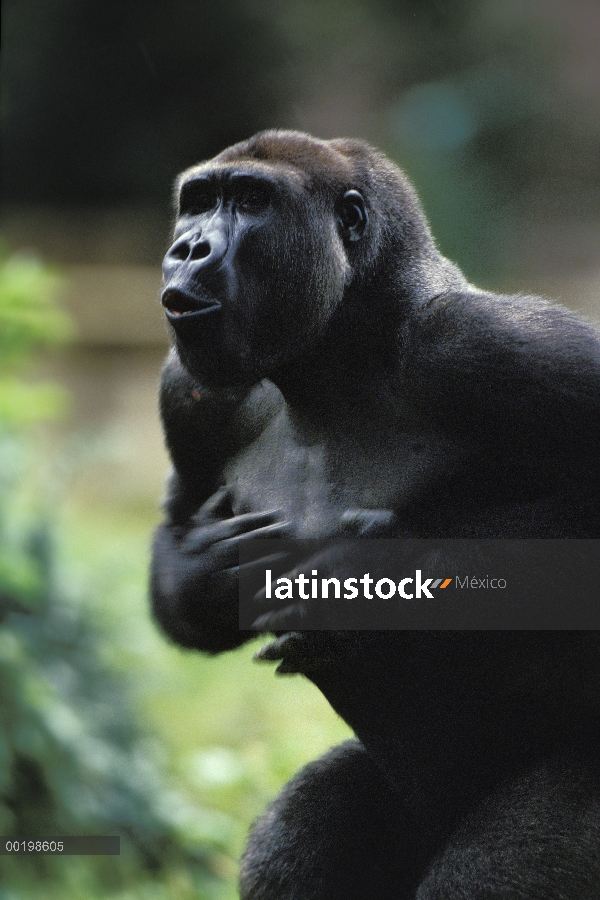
[{"xmin": 151, "ymin": 131, "xmax": 600, "ymax": 898}]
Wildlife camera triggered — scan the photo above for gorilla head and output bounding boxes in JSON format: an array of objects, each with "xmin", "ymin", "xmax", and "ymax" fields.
[{"xmin": 161, "ymin": 131, "xmax": 459, "ymax": 389}]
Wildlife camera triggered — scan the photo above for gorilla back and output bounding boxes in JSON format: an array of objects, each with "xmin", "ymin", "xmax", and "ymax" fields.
[{"xmin": 151, "ymin": 131, "xmax": 600, "ymax": 899}]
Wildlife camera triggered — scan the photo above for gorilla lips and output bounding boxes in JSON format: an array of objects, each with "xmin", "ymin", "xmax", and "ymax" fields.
[{"xmin": 162, "ymin": 288, "xmax": 221, "ymax": 320}]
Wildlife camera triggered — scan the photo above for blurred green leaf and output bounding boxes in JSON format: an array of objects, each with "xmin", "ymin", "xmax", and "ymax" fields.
[
  {"xmin": 0, "ymin": 243, "xmax": 73, "ymax": 369},
  {"xmin": 0, "ymin": 245, "xmax": 230, "ymax": 896},
  {"xmin": 0, "ymin": 378, "xmax": 70, "ymax": 428},
  {"xmin": 0, "ymin": 242, "xmax": 73, "ymax": 430}
]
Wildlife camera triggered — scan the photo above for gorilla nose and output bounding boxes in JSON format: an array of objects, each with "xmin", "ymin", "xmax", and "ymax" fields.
[
  {"xmin": 163, "ymin": 229, "xmax": 228, "ymax": 278},
  {"xmin": 168, "ymin": 236, "xmax": 210, "ymax": 262}
]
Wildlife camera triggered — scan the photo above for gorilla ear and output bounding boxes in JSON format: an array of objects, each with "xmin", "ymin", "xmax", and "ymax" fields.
[{"xmin": 339, "ymin": 190, "xmax": 368, "ymax": 243}]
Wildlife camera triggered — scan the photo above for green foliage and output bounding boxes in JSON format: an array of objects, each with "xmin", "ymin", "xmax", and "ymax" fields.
[
  {"xmin": 0, "ymin": 243, "xmax": 72, "ymax": 363},
  {"xmin": 0, "ymin": 247, "xmax": 233, "ymax": 897},
  {"xmin": 0, "ymin": 242, "xmax": 72, "ymax": 429},
  {"xmin": 0, "ymin": 243, "xmax": 69, "ymax": 609},
  {"xmin": 0, "ymin": 549, "xmax": 233, "ymax": 897}
]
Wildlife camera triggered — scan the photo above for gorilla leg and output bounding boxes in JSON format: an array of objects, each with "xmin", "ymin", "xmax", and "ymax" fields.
[
  {"xmin": 239, "ymin": 739, "xmax": 429, "ymax": 900},
  {"xmin": 416, "ymin": 752, "xmax": 600, "ymax": 900}
]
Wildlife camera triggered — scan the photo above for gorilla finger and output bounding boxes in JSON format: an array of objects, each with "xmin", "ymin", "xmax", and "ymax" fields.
[
  {"xmin": 230, "ymin": 551, "xmax": 293, "ymax": 576},
  {"xmin": 229, "ymin": 520, "xmax": 292, "ymax": 543},
  {"xmin": 214, "ymin": 522, "xmax": 290, "ymax": 559},
  {"xmin": 179, "ymin": 526, "xmax": 219, "ymax": 554},
  {"xmin": 191, "ymin": 485, "xmax": 233, "ymax": 523},
  {"xmin": 253, "ymin": 633, "xmax": 317, "ymax": 674},
  {"xmin": 340, "ymin": 508, "xmax": 397, "ymax": 537},
  {"xmin": 181, "ymin": 511, "xmax": 285, "ymax": 553},
  {"xmin": 210, "ymin": 541, "xmax": 293, "ymax": 575},
  {"xmin": 253, "ymin": 632, "xmax": 304, "ymax": 662},
  {"xmin": 251, "ymin": 604, "xmax": 306, "ymax": 631}
]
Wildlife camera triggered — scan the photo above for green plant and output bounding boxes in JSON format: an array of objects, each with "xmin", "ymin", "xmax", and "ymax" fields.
[{"xmin": 0, "ymin": 244, "xmax": 233, "ymax": 898}]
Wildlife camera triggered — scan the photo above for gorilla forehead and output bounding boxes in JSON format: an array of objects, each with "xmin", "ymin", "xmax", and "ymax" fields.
[
  {"xmin": 215, "ymin": 130, "xmax": 360, "ymax": 186},
  {"xmin": 176, "ymin": 156, "xmax": 311, "ymax": 202},
  {"xmin": 178, "ymin": 129, "xmax": 397, "ymax": 201}
]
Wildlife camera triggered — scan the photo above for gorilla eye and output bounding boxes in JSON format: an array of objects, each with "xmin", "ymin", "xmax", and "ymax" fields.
[
  {"xmin": 236, "ymin": 185, "xmax": 271, "ymax": 213},
  {"xmin": 179, "ymin": 182, "xmax": 218, "ymax": 216}
]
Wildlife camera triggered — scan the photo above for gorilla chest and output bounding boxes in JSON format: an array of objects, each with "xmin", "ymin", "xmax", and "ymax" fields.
[{"xmin": 223, "ymin": 413, "xmax": 449, "ymax": 538}]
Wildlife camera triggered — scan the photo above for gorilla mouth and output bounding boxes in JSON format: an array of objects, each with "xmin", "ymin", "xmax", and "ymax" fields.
[{"xmin": 162, "ymin": 289, "xmax": 221, "ymax": 319}]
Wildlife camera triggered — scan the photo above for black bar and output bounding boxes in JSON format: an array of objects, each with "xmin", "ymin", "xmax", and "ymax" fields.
[
  {"xmin": 1, "ymin": 837, "xmax": 120, "ymax": 855},
  {"xmin": 239, "ymin": 538, "xmax": 600, "ymax": 630}
]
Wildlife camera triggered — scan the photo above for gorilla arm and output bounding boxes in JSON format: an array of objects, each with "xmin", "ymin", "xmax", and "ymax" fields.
[
  {"xmin": 151, "ymin": 486, "xmax": 289, "ymax": 652},
  {"xmin": 157, "ymin": 349, "xmax": 285, "ymax": 520},
  {"xmin": 408, "ymin": 287, "xmax": 600, "ymax": 512},
  {"xmin": 411, "ymin": 288, "xmax": 600, "ymax": 436},
  {"xmin": 151, "ymin": 350, "xmax": 289, "ymax": 652}
]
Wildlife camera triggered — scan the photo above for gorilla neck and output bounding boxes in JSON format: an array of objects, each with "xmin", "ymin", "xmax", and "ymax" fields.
[
  {"xmin": 270, "ymin": 305, "xmax": 402, "ymax": 430},
  {"xmin": 275, "ymin": 367, "xmax": 396, "ymax": 436},
  {"xmin": 270, "ymin": 257, "xmax": 459, "ymax": 423}
]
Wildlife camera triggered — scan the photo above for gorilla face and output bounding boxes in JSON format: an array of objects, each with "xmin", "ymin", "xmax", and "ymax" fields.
[{"xmin": 162, "ymin": 155, "xmax": 368, "ymax": 388}]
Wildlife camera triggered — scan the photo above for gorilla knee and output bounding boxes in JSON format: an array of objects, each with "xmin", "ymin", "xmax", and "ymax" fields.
[{"xmin": 240, "ymin": 739, "xmax": 426, "ymax": 900}]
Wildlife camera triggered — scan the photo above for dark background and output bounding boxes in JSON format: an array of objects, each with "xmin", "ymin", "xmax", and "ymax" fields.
[{"xmin": 3, "ymin": 0, "xmax": 600, "ymax": 289}]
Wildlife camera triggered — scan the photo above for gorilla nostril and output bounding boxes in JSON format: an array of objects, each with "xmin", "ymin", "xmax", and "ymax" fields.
[
  {"xmin": 170, "ymin": 240, "xmax": 190, "ymax": 261},
  {"xmin": 191, "ymin": 241, "xmax": 211, "ymax": 261}
]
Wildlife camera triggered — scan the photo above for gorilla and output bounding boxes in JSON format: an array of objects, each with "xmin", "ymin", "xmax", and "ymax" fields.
[{"xmin": 151, "ymin": 130, "xmax": 600, "ymax": 898}]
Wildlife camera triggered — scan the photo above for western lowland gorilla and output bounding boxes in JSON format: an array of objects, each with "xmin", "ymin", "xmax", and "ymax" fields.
[{"xmin": 151, "ymin": 130, "xmax": 600, "ymax": 898}]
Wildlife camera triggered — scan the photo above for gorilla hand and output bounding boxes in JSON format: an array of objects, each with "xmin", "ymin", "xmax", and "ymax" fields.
[
  {"xmin": 151, "ymin": 486, "xmax": 290, "ymax": 652},
  {"xmin": 251, "ymin": 507, "xmax": 397, "ymax": 632}
]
